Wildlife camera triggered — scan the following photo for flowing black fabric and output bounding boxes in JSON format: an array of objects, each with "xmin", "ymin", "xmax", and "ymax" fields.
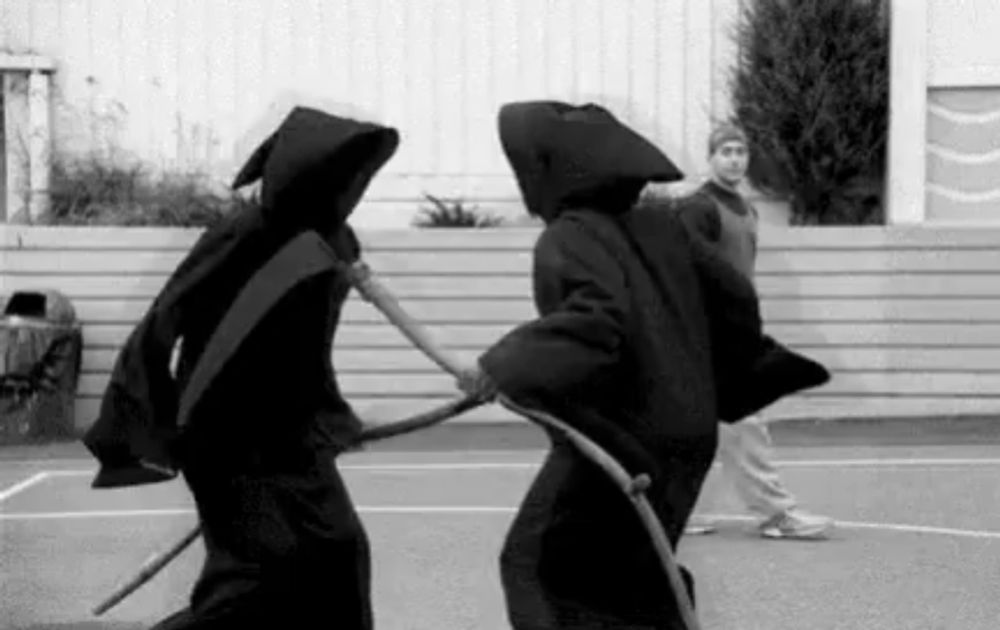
[
  {"xmin": 479, "ymin": 101, "xmax": 714, "ymax": 629},
  {"xmin": 83, "ymin": 106, "xmax": 398, "ymax": 630},
  {"xmin": 82, "ymin": 106, "xmax": 398, "ymax": 487},
  {"xmin": 481, "ymin": 100, "xmax": 830, "ymax": 628}
]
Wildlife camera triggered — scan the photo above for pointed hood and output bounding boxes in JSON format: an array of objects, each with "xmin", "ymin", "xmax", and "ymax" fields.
[
  {"xmin": 497, "ymin": 101, "xmax": 684, "ymax": 222},
  {"xmin": 82, "ymin": 106, "xmax": 398, "ymax": 488},
  {"xmin": 232, "ymin": 106, "xmax": 399, "ymax": 243}
]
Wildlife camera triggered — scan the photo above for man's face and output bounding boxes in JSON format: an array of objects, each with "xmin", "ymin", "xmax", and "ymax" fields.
[{"xmin": 709, "ymin": 140, "xmax": 749, "ymax": 186}]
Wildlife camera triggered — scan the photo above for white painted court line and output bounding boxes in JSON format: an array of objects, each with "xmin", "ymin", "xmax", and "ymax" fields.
[
  {"xmin": 707, "ymin": 514, "xmax": 1000, "ymax": 541},
  {"xmin": 31, "ymin": 457, "xmax": 1000, "ymax": 479},
  {"xmin": 773, "ymin": 458, "xmax": 1000, "ymax": 468},
  {"xmin": 10, "ymin": 453, "xmax": 1000, "ymax": 468},
  {"xmin": 0, "ymin": 508, "xmax": 195, "ymax": 519},
  {"xmin": 0, "ymin": 471, "xmax": 50, "ymax": 504},
  {"xmin": 839, "ymin": 520, "xmax": 1000, "ymax": 540},
  {"xmin": 0, "ymin": 506, "xmax": 516, "ymax": 520},
  {"xmin": 4, "ymin": 507, "xmax": 1000, "ymax": 541},
  {"xmin": 0, "ymin": 450, "xmax": 552, "ymax": 467}
]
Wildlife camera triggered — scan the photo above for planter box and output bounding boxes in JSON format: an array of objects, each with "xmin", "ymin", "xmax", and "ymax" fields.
[{"xmin": 3, "ymin": 224, "xmax": 1000, "ymax": 434}]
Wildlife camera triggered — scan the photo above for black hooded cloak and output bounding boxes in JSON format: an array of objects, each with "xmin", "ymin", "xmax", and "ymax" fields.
[
  {"xmin": 83, "ymin": 106, "xmax": 398, "ymax": 629},
  {"xmin": 473, "ymin": 101, "xmax": 715, "ymax": 630},
  {"xmin": 82, "ymin": 106, "xmax": 398, "ymax": 486},
  {"xmin": 477, "ymin": 101, "xmax": 827, "ymax": 629}
]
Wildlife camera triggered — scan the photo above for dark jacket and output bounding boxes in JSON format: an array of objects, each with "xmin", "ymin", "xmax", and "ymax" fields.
[{"xmin": 82, "ymin": 107, "xmax": 399, "ymax": 488}]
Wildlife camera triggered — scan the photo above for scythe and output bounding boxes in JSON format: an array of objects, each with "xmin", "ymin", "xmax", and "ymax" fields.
[
  {"xmin": 344, "ymin": 260, "xmax": 702, "ymax": 630},
  {"xmin": 93, "ymin": 241, "xmax": 701, "ymax": 630}
]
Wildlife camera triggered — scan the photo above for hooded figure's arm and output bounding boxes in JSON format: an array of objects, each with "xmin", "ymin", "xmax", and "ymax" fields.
[
  {"xmin": 476, "ymin": 219, "xmax": 660, "ymax": 478},
  {"xmin": 666, "ymin": 209, "xmax": 831, "ymax": 421},
  {"xmin": 479, "ymin": 219, "xmax": 628, "ymax": 393},
  {"xmin": 674, "ymin": 193, "xmax": 722, "ymax": 247},
  {"xmin": 83, "ymin": 222, "xmax": 247, "ymax": 484}
]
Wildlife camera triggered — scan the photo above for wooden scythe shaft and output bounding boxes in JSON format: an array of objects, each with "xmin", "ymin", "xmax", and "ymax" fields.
[
  {"xmin": 93, "ymin": 258, "xmax": 700, "ymax": 629},
  {"xmin": 91, "ymin": 526, "xmax": 202, "ymax": 616},
  {"xmin": 92, "ymin": 393, "xmax": 485, "ymax": 617},
  {"xmin": 346, "ymin": 262, "xmax": 702, "ymax": 630}
]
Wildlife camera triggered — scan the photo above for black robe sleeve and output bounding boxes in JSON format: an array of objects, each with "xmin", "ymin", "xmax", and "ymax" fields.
[
  {"xmin": 480, "ymin": 220, "xmax": 626, "ymax": 392},
  {"xmin": 671, "ymin": 197, "xmax": 831, "ymax": 422},
  {"xmin": 674, "ymin": 193, "xmax": 722, "ymax": 247},
  {"xmin": 82, "ymin": 219, "xmax": 253, "ymax": 487},
  {"xmin": 478, "ymin": 219, "xmax": 660, "ymax": 478}
]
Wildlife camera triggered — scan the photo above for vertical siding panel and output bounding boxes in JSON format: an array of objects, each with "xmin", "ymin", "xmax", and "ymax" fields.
[
  {"xmin": 0, "ymin": 0, "xmax": 739, "ymax": 224},
  {"xmin": 483, "ymin": 1, "xmax": 506, "ymax": 172},
  {"xmin": 546, "ymin": 1, "xmax": 578, "ymax": 103},
  {"xmin": 601, "ymin": 0, "xmax": 632, "ymax": 118},
  {"xmin": 0, "ymin": 0, "xmax": 9, "ymax": 48},
  {"xmin": 52, "ymin": 0, "xmax": 90, "ymax": 156},
  {"xmin": 574, "ymin": 0, "xmax": 604, "ymax": 101},
  {"xmin": 204, "ymin": 0, "xmax": 238, "ymax": 172},
  {"xmin": 321, "ymin": 0, "xmax": 353, "ymax": 100},
  {"xmin": 347, "ymin": 0, "xmax": 379, "ymax": 116},
  {"xmin": 369, "ymin": 0, "xmax": 388, "ymax": 119},
  {"xmin": 656, "ymin": 1, "xmax": 688, "ymax": 171},
  {"xmin": 630, "ymin": 0, "xmax": 664, "ymax": 151},
  {"xmin": 87, "ymin": 0, "xmax": 125, "ymax": 156},
  {"xmin": 174, "ymin": 0, "xmax": 210, "ymax": 169},
  {"xmin": 462, "ymin": 0, "xmax": 496, "ymax": 175},
  {"xmin": 376, "ymin": 0, "xmax": 409, "ymax": 176},
  {"xmin": 404, "ymin": 0, "xmax": 437, "ymax": 173},
  {"xmin": 285, "ymin": 0, "xmax": 310, "ymax": 95},
  {"xmin": 490, "ymin": 0, "xmax": 519, "ymax": 106},
  {"xmin": 230, "ymin": 0, "xmax": 268, "ymax": 167},
  {"xmin": 683, "ymin": 0, "xmax": 715, "ymax": 172},
  {"xmin": 515, "ymin": 0, "xmax": 548, "ymax": 101},
  {"xmin": 266, "ymin": 0, "xmax": 295, "ymax": 93},
  {"xmin": 116, "ymin": 1, "xmax": 151, "ymax": 161},
  {"xmin": 146, "ymin": 0, "xmax": 179, "ymax": 168},
  {"xmin": 712, "ymin": 0, "xmax": 740, "ymax": 122},
  {"xmin": 436, "ymin": 0, "xmax": 466, "ymax": 175},
  {"xmin": 424, "ymin": 0, "xmax": 445, "ymax": 173},
  {"xmin": 3, "ymin": 0, "xmax": 30, "ymax": 51},
  {"xmin": 28, "ymin": 0, "xmax": 61, "ymax": 56},
  {"xmin": 293, "ymin": 0, "xmax": 327, "ymax": 115}
]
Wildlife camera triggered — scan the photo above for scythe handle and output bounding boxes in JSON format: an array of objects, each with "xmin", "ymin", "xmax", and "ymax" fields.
[
  {"xmin": 91, "ymin": 525, "xmax": 202, "ymax": 616},
  {"xmin": 92, "ymin": 392, "xmax": 485, "ymax": 617},
  {"xmin": 347, "ymin": 262, "xmax": 466, "ymax": 375},
  {"xmin": 345, "ymin": 262, "xmax": 702, "ymax": 630}
]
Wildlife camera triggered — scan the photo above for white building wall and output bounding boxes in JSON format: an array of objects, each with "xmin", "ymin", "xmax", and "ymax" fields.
[
  {"xmin": 889, "ymin": 0, "xmax": 1000, "ymax": 225},
  {"xmin": 1, "ymin": 0, "xmax": 735, "ymax": 227}
]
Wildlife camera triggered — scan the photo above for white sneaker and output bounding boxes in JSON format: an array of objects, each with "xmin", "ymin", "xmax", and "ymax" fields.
[{"xmin": 758, "ymin": 509, "xmax": 833, "ymax": 540}]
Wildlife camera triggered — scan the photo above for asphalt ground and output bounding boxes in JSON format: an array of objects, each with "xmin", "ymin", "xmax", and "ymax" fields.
[{"xmin": 2, "ymin": 419, "xmax": 999, "ymax": 630}]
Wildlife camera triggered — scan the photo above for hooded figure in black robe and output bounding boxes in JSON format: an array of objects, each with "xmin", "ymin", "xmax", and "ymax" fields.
[
  {"xmin": 463, "ymin": 101, "xmax": 828, "ymax": 629},
  {"xmin": 82, "ymin": 106, "xmax": 399, "ymax": 629}
]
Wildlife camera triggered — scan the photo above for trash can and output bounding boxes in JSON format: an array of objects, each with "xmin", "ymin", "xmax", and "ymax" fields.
[{"xmin": 0, "ymin": 290, "xmax": 83, "ymax": 443}]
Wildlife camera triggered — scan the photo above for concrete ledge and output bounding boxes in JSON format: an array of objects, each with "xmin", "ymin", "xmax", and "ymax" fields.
[{"xmin": 0, "ymin": 54, "xmax": 56, "ymax": 72}]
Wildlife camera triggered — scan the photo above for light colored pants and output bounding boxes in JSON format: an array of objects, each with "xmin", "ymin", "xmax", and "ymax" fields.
[{"xmin": 695, "ymin": 414, "xmax": 796, "ymax": 520}]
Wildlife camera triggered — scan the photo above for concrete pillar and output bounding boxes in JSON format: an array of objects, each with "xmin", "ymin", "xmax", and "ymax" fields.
[
  {"xmin": 886, "ymin": 0, "xmax": 929, "ymax": 224},
  {"xmin": 0, "ymin": 55, "xmax": 56, "ymax": 224}
]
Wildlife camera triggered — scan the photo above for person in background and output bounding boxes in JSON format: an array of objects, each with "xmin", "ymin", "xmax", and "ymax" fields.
[{"xmin": 673, "ymin": 124, "xmax": 835, "ymax": 540}]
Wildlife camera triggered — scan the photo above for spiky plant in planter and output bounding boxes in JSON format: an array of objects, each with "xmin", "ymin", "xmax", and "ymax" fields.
[
  {"xmin": 412, "ymin": 193, "xmax": 504, "ymax": 228},
  {"xmin": 728, "ymin": 0, "xmax": 889, "ymax": 225}
]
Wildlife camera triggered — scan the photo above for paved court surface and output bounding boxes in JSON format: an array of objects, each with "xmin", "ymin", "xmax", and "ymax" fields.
[{"xmin": 3, "ymin": 423, "xmax": 1000, "ymax": 629}]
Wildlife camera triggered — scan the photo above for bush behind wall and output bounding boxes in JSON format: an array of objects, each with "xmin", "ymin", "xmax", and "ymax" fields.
[{"xmin": 728, "ymin": 0, "xmax": 890, "ymax": 225}]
